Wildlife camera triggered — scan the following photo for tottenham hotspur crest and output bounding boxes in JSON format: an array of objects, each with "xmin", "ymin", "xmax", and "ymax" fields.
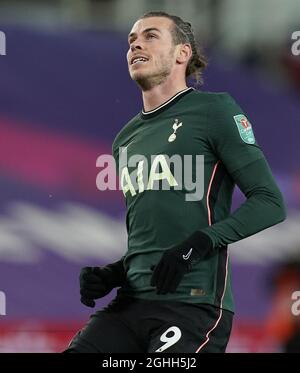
[{"xmin": 168, "ymin": 119, "xmax": 183, "ymax": 142}]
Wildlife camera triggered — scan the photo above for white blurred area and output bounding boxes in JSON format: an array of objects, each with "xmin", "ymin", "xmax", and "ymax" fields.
[
  {"xmin": 0, "ymin": 200, "xmax": 299, "ymax": 264},
  {"xmin": 0, "ymin": 0, "xmax": 299, "ymax": 50}
]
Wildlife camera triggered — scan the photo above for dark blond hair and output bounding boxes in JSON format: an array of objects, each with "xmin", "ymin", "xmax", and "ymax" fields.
[{"xmin": 139, "ymin": 11, "xmax": 207, "ymax": 85}]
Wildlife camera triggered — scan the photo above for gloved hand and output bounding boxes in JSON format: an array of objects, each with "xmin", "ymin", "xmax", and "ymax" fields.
[
  {"xmin": 80, "ymin": 259, "xmax": 126, "ymax": 308},
  {"xmin": 150, "ymin": 231, "xmax": 213, "ymax": 294}
]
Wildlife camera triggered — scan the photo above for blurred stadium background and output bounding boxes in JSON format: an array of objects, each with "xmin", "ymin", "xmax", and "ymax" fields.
[{"xmin": 0, "ymin": 0, "xmax": 299, "ymax": 352}]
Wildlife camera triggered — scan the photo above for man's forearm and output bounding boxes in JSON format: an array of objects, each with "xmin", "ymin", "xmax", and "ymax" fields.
[
  {"xmin": 103, "ymin": 257, "xmax": 126, "ymax": 287},
  {"xmin": 201, "ymin": 158, "xmax": 286, "ymax": 248}
]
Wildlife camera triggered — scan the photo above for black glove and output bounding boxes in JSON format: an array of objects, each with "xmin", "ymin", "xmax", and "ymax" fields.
[
  {"xmin": 150, "ymin": 231, "xmax": 213, "ymax": 295},
  {"xmin": 80, "ymin": 259, "xmax": 126, "ymax": 308}
]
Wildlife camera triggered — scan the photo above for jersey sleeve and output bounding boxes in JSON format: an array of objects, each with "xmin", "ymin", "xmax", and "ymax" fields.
[
  {"xmin": 207, "ymin": 93, "xmax": 264, "ymax": 174},
  {"xmin": 200, "ymin": 93, "xmax": 286, "ymax": 248},
  {"xmin": 200, "ymin": 155, "xmax": 286, "ymax": 248}
]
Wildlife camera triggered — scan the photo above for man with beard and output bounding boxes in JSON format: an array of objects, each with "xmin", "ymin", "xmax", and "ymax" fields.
[{"xmin": 65, "ymin": 11, "xmax": 286, "ymax": 353}]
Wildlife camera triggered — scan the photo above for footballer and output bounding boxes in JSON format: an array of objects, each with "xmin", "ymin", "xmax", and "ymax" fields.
[{"xmin": 65, "ymin": 11, "xmax": 286, "ymax": 353}]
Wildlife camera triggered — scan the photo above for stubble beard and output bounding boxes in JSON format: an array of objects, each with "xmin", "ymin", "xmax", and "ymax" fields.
[{"xmin": 131, "ymin": 49, "xmax": 175, "ymax": 91}]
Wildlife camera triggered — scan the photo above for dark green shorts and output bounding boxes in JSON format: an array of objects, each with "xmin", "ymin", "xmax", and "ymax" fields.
[{"xmin": 65, "ymin": 296, "xmax": 233, "ymax": 353}]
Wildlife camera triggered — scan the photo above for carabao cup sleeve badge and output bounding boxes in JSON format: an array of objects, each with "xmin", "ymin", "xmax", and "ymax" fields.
[{"xmin": 233, "ymin": 114, "xmax": 255, "ymax": 144}]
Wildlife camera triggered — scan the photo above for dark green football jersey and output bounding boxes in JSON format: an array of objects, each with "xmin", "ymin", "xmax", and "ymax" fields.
[{"xmin": 112, "ymin": 87, "xmax": 278, "ymax": 312}]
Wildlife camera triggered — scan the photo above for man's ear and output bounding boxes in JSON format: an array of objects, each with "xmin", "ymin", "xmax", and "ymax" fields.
[{"xmin": 176, "ymin": 43, "xmax": 192, "ymax": 65}]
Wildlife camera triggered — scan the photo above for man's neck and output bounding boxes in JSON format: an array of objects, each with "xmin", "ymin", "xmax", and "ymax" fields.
[{"xmin": 142, "ymin": 80, "xmax": 188, "ymax": 112}]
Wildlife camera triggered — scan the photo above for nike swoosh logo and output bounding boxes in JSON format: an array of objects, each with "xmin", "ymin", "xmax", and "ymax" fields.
[{"xmin": 182, "ymin": 248, "xmax": 193, "ymax": 260}]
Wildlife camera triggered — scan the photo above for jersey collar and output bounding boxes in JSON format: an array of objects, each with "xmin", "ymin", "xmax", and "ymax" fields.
[{"xmin": 140, "ymin": 87, "xmax": 194, "ymax": 120}]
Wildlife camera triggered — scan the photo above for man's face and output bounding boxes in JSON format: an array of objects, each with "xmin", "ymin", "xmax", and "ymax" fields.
[{"xmin": 127, "ymin": 17, "xmax": 177, "ymax": 90}]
